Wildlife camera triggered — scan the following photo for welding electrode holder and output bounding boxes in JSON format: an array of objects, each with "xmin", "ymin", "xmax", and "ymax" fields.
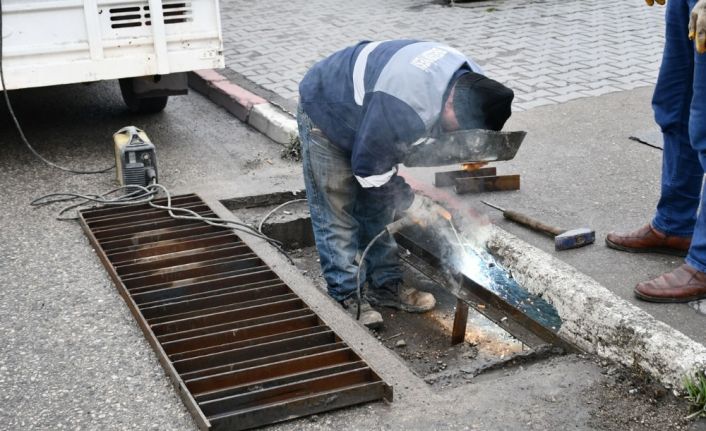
[{"xmin": 386, "ymin": 195, "xmax": 452, "ymax": 234}]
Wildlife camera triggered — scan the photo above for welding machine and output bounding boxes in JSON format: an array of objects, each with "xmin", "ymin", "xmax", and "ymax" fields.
[{"xmin": 113, "ymin": 126, "xmax": 158, "ymax": 187}]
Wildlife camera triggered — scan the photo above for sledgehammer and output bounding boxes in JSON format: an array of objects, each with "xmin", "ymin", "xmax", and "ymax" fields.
[{"xmin": 481, "ymin": 201, "xmax": 595, "ymax": 251}]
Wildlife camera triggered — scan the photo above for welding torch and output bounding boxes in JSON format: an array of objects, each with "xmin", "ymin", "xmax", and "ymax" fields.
[{"xmin": 386, "ymin": 194, "xmax": 452, "ymax": 233}]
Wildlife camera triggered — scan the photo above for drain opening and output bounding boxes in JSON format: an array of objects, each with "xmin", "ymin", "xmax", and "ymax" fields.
[{"xmin": 230, "ymin": 191, "xmax": 573, "ymax": 391}]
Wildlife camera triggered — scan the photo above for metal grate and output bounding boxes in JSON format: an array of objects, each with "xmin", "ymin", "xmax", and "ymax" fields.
[{"xmin": 79, "ymin": 193, "xmax": 392, "ymax": 431}]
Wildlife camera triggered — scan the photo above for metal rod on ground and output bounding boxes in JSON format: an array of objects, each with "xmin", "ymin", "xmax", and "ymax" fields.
[
  {"xmin": 454, "ymin": 174, "xmax": 520, "ymax": 194},
  {"xmin": 452, "ymin": 297, "xmax": 469, "ymax": 345}
]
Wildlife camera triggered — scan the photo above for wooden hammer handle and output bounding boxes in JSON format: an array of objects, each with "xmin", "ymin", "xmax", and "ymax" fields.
[{"xmin": 503, "ymin": 210, "xmax": 564, "ymax": 237}]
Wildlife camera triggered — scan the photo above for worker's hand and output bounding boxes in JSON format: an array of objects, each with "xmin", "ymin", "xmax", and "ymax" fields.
[
  {"xmin": 645, "ymin": 0, "xmax": 666, "ymax": 6},
  {"xmin": 691, "ymin": 0, "xmax": 706, "ymax": 54},
  {"xmin": 407, "ymin": 195, "xmax": 452, "ymax": 224}
]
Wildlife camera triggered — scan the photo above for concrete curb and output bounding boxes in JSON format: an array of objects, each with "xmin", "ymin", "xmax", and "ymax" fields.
[
  {"xmin": 191, "ymin": 68, "xmax": 706, "ymax": 392},
  {"xmin": 188, "ymin": 70, "xmax": 298, "ymax": 145},
  {"xmin": 488, "ymin": 227, "xmax": 706, "ymax": 392}
]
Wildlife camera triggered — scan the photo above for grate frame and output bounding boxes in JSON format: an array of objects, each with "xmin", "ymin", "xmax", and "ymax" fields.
[{"xmin": 79, "ymin": 193, "xmax": 392, "ymax": 431}]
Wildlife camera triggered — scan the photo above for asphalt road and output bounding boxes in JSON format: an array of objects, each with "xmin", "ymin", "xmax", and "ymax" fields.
[{"xmin": 0, "ymin": 81, "xmax": 301, "ymax": 429}]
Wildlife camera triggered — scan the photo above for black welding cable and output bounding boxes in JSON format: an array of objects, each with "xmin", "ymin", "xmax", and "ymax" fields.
[
  {"xmin": 257, "ymin": 199, "xmax": 308, "ymax": 233},
  {"xmin": 355, "ymin": 229, "xmax": 388, "ymax": 321},
  {"xmin": 32, "ymin": 182, "xmax": 296, "ymax": 262},
  {"xmin": 146, "ymin": 184, "xmax": 296, "ymax": 263},
  {"xmin": 0, "ymin": 0, "xmax": 115, "ymax": 175},
  {"xmin": 31, "ymin": 186, "xmax": 158, "ymax": 220},
  {"xmin": 147, "ymin": 185, "xmax": 296, "ymax": 261}
]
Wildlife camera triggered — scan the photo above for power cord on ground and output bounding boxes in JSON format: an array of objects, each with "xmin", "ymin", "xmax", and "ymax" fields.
[
  {"xmin": 33, "ymin": 182, "xmax": 298, "ymax": 263},
  {"xmin": 355, "ymin": 229, "xmax": 388, "ymax": 320},
  {"xmin": 257, "ymin": 199, "xmax": 308, "ymax": 233},
  {"xmin": 0, "ymin": 0, "xmax": 115, "ymax": 175}
]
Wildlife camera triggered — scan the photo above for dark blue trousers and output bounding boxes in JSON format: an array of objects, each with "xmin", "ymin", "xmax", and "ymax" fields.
[{"xmin": 652, "ymin": 0, "xmax": 706, "ymax": 272}]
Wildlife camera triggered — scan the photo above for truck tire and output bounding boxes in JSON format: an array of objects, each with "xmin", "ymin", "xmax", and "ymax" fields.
[{"xmin": 119, "ymin": 78, "xmax": 169, "ymax": 114}]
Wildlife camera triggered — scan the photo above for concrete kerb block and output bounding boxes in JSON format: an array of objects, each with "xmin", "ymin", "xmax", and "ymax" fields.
[
  {"xmin": 188, "ymin": 70, "xmax": 267, "ymax": 122},
  {"xmin": 188, "ymin": 69, "xmax": 298, "ymax": 145},
  {"xmin": 487, "ymin": 226, "xmax": 706, "ymax": 392},
  {"xmin": 248, "ymin": 103, "xmax": 298, "ymax": 145}
]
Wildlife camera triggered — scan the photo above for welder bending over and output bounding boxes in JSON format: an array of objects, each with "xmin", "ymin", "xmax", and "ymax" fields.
[{"xmin": 297, "ymin": 40, "xmax": 514, "ymax": 328}]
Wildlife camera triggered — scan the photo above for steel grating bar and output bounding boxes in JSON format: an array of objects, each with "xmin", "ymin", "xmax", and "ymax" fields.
[
  {"xmin": 161, "ymin": 313, "xmax": 320, "ymax": 355},
  {"xmin": 203, "ymin": 367, "xmax": 374, "ymax": 411},
  {"xmin": 100, "ymin": 225, "xmax": 222, "ymax": 250},
  {"xmin": 170, "ymin": 327, "xmax": 334, "ymax": 364},
  {"xmin": 138, "ymin": 280, "xmax": 287, "ymax": 309},
  {"xmin": 128, "ymin": 265, "xmax": 273, "ymax": 295},
  {"xmin": 154, "ymin": 304, "xmax": 311, "ymax": 343},
  {"xmin": 79, "ymin": 193, "xmax": 391, "ymax": 430},
  {"xmin": 149, "ymin": 296, "xmax": 304, "ymax": 333},
  {"xmin": 130, "ymin": 269, "xmax": 279, "ymax": 303},
  {"xmin": 143, "ymin": 284, "xmax": 293, "ymax": 321},
  {"xmin": 115, "ymin": 244, "xmax": 251, "ymax": 276},
  {"xmin": 185, "ymin": 348, "xmax": 359, "ymax": 395},
  {"xmin": 209, "ymin": 382, "xmax": 388, "ymax": 431},
  {"xmin": 173, "ymin": 330, "xmax": 339, "ymax": 375},
  {"xmin": 195, "ymin": 361, "xmax": 367, "ymax": 404},
  {"xmin": 91, "ymin": 213, "xmax": 217, "ymax": 239},
  {"xmin": 136, "ymin": 278, "xmax": 284, "ymax": 307},
  {"xmin": 122, "ymin": 256, "xmax": 263, "ymax": 289},
  {"xmin": 106, "ymin": 231, "xmax": 237, "ymax": 260},
  {"xmin": 144, "ymin": 287, "xmax": 295, "ymax": 314},
  {"xmin": 85, "ymin": 203, "xmax": 211, "ymax": 228}
]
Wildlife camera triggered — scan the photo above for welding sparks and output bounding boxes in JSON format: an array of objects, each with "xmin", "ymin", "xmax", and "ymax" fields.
[
  {"xmin": 439, "ymin": 218, "xmax": 563, "ymax": 330},
  {"xmin": 442, "ymin": 218, "xmax": 495, "ymax": 286}
]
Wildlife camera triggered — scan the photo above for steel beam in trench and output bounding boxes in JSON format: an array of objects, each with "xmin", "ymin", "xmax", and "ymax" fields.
[{"xmin": 395, "ymin": 231, "xmax": 575, "ymax": 352}]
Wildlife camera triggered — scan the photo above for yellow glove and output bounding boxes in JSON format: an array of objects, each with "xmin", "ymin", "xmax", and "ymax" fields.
[
  {"xmin": 690, "ymin": 0, "xmax": 706, "ymax": 54},
  {"xmin": 645, "ymin": 0, "xmax": 666, "ymax": 5}
]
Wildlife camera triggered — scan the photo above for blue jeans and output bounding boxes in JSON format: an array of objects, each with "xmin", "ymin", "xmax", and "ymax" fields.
[
  {"xmin": 652, "ymin": 0, "xmax": 706, "ymax": 272},
  {"xmin": 298, "ymin": 106, "xmax": 402, "ymax": 301}
]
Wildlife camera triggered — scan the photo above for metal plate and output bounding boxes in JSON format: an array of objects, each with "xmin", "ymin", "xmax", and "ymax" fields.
[
  {"xmin": 79, "ymin": 193, "xmax": 392, "ymax": 431},
  {"xmin": 403, "ymin": 130, "xmax": 527, "ymax": 167}
]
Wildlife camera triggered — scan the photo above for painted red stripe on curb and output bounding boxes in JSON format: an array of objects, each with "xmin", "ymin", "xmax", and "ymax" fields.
[{"xmin": 188, "ymin": 69, "xmax": 267, "ymax": 122}]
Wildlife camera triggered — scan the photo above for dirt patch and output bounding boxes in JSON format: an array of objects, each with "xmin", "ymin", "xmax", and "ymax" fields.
[{"xmin": 586, "ymin": 361, "xmax": 704, "ymax": 431}]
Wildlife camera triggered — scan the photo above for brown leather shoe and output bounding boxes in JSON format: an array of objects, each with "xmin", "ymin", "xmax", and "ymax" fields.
[
  {"xmin": 635, "ymin": 264, "xmax": 706, "ymax": 303},
  {"xmin": 605, "ymin": 223, "xmax": 690, "ymax": 256}
]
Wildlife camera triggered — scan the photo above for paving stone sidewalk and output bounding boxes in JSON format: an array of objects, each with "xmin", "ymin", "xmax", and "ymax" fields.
[{"xmin": 220, "ymin": 0, "xmax": 665, "ymax": 111}]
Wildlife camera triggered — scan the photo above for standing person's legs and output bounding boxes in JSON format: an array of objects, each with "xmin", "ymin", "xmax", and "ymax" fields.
[
  {"xmin": 606, "ymin": 0, "xmax": 698, "ymax": 256},
  {"xmin": 652, "ymin": 0, "xmax": 703, "ymax": 237},
  {"xmin": 298, "ymin": 107, "xmax": 361, "ymax": 301},
  {"xmin": 686, "ymin": 0, "xmax": 706, "ymax": 273},
  {"xmin": 634, "ymin": 0, "xmax": 706, "ymax": 302}
]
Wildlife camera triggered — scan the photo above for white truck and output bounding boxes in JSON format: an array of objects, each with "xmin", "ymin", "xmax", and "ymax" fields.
[{"xmin": 1, "ymin": 0, "xmax": 224, "ymax": 113}]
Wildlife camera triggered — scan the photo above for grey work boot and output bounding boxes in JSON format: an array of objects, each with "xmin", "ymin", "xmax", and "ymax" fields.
[
  {"xmin": 340, "ymin": 296, "xmax": 383, "ymax": 329},
  {"xmin": 366, "ymin": 281, "xmax": 436, "ymax": 313}
]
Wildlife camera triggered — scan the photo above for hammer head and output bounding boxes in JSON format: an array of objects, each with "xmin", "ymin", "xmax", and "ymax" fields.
[{"xmin": 554, "ymin": 228, "xmax": 595, "ymax": 251}]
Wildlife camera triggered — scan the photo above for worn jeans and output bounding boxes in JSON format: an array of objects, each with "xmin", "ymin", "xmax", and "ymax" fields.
[
  {"xmin": 297, "ymin": 106, "xmax": 402, "ymax": 301},
  {"xmin": 651, "ymin": 0, "xmax": 706, "ymax": 272}
]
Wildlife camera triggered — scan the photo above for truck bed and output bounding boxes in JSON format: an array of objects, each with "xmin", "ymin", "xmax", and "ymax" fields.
[{"xmin": 1, "ymin": 0, "xmax": 224, "ymax": 90}]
